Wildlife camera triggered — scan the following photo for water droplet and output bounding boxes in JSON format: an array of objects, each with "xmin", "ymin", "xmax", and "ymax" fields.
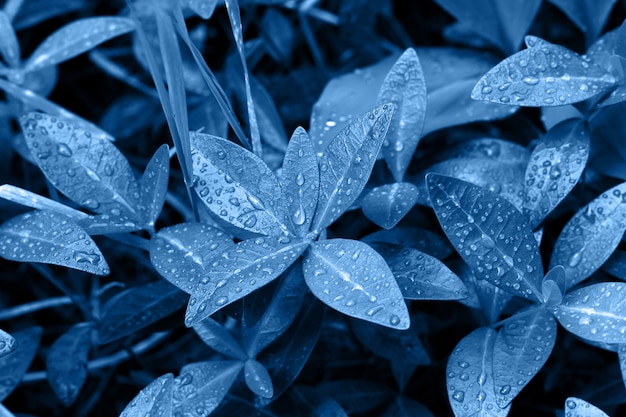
[
  {"xmin": 57, "ymin": 143, "xmax": 72, "ymax": 157},
  {"xmin": 244, "ymin": 215, "xmax": 257, "ymax": 228},
  {"xmin": 104, "ymin": 164, "xmax": 114, "ymax": 176},
  {"xmin": 247, "ymin": 194, "xmax": 265, "ymax": 210},
  {"xmin": 215, "ymin": 296, "xmax": 228, "ymax": 306},
  {"xmin": 502, "ymin": 255, "xmax": 514, "ymax": 267},
  {"xmin": 74, "ymin": 251, "xmax": 101, "ymax": 265},
  {"xmin": 452, "ymin": 390, "xmax": 465, "ymax": 402},
  {"xmin": 481, "ymin": 85, "xmax": 493, "ymax": 94},
  {"xmin": 82, "ymin": 199, "xmax": 99, "ymax": 210},
  {"xmin": 293, "ymin": 206, "xmax": 306, "ymax": 226},
  {"xmin": 458, "ymin": 361, "xmax": 469, "ymax": 368},
  {"xmin": 499, "ymin": 385, "xmax": 511, "ymax": 395},
  {"xmin": 566, "ymin": 399, "xmax": 577, "ymax": 409},
  {"xmin": 459, "ymin": 373, "xmax": 469, "ymax": 381},
  {"xmin": 569, "ymin": 250, "xmax": 583, "ymax": 267},
  {"xmin": 389, "ymin": 314, "xmax": 401, "ymax": 326},
  {"xmin": 217, "ymin": 150, "xmax": 226, "ymax": 160},
  {"xmin": 548, "ymin": 165, "xmax": 561, "ymax": 180},
  {"xmin": 523, "ymin": 76, "xmax": 539, "ymax": 85},
  {"xmin": 295, "ymin": 173, "xmax": 305, "ymax": 186},
  {"xmin": 366, "ymin": 306, "xmax": 384, "ymax": 317}
]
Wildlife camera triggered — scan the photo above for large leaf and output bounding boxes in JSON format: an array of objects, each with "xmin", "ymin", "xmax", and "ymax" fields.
[
  {"xmin": 0, "ymin": 327, "xmax": 42, "ymax": 402},
  {"xmin": 25, "ymin": 16, "xmax": 136, "ymax": 72},
  {"xmin": 0, "ymin": 329, "xmax": 16, "ymax": 358},
  {"xmin": 471, "ymin": 38, "xmax": 617, "ymax": 106},
  {"xmin": 377, "ymin": 48, "xmax": 427, "ymax": 182},
  {"xmin": 302, "ymin": 239, "xmax": 409, "ymax": 329},
  {"xmin": 492, "ymin": 308, "xmax": 557, "ymax": 407},
  {"xmin": 523, "ymin": 119, "xmax": 590, "ymax": 228},
  {"xmin": 46, "ymin": 322, "xmax": 92, "ymax": 405},
  {"xmin": 361, "ymin": 183, "xmax": 420, "ymax": 229},
  {"xmin": 563, "ymin": 397, "xmax": 609, "ymax": 417},
  {"xmin": 0, "ymin": 210, "xmax": 109, "ymax": 275},
  {"xmin": 548, "ymin": 0, "xmax": 617, "ymax": 43},
  {"xmin": 312, "ymin": 105, "xmax": 393, "ymax": 232},
  {"xmin": 0, "ymin": 184, "xmax": 88, "ymax": 221},
  {"xmin": 446, "ymin": 327, "xmax": 510, "ymax": 417},
  {"xmin": 139, "ymin": 144, "xmax": 170, "ymax": 230},
  {"xmin": 20, "ymin": 112, "xmax": 140, "ymax": 219},
  {"xmin": 426, "ymin": 173, "xmax": 544, "ymax": 301},
  {"xmin": 193, "ymin": 318, "xmax": 247, "ymax": 360},
  {"xmin": 190, "ymin": 131, "xmax": 290, "ymax": 237},
  {"xmin": 549, "ymin": 182, "xmax": 626, "ymax": 290},
  {"xmin": 552, "ymin": 282, "xmax": 626, "ymax": 344},
  {"xmin": 119, "ymin": 373, "xmax": 174, "ymax": 417}
]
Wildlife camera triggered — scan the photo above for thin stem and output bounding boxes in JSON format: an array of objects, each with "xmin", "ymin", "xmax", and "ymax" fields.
[{"xmin": 0, "ymin": 296, "xmax": 72, "ymax": 321}]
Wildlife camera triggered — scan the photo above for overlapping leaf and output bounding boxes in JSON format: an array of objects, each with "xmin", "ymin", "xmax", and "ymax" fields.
[
  {"xmin": 361, "ymin": 183, "xmax": 420, "ymax": 229},
  {"xmin": 548, "ymin": 0, "xmax": 617, "ymax": 43},
  {"xmin": 362, "ymin": 226, "xmax": 453, "ymax": 259},
  {"xmin": 563, "ymin": 397, "xmax": 609, "ymax": 417},
  {"xmin": 0, "ymin": 327, "xmax": 42, "ymax": 402},
  {"xmin": 193, "ymin": 318, "xmax": 247, "ymax": 360},
  {"xmin": 119, "ymin": 373, "xmax": 173, "ymax": 417},
  {"xmin": 542, "ymin": 266, "xmax": 566, "ymax": 307},
  {"xmin": 0, "ymin": 184, "xmax": 88, "ymax": 220},
  {"xmin": 139, "ymin": 144, "xmax": 169, "ymax": 229},
  {"xmin": 0, "ymin": 329, "xmax": 15, "ymax": 358},
  {"xmin": 244, "ymin": 359, "xmax": 273, "ymax": 398},
  {"xmin": 302, "ymin": 239, "xmax": 409, "ymax": 329},
  {"xmin": 0, "ymin": 11, "xmax": 19, "ymax": 68},
  {"xmin": 426, "ymin": 173, "xmax": 543, "ymax": 301}
]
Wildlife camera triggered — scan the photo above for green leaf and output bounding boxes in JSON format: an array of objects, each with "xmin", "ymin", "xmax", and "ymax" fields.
[
  {"xmin": 0, "ymin": 327, "xmax": 42, "ymax": 402},
  {"xmin": 244, "ymin": 359, "xmax": 273, "ymax": 398},
  {"xmin": 0, "ymin": 210, "xmax": 109, "ymax": 275},
  {"xmin": 302, "ymin": 239, "xmax": 409, "ymax": 329},
  {"xmin": 0, "ymin": 329, "xmax": 16, "ymax": 358},
  {"xmin": 139, "ymin": 144, "xmax": 170, "ymax": 230},
  {"xmin": 119, "ymin": 373, "xmax": 174, "ymax": 417},
  {"xmin": 193, "ymin": 318, "xmax": 247, "ymax": 360},
  {"xmin": 426, "ymin": 173, "xmax": 543, "ymax": 301},
  {"xmin": 361, "ymin": 183, "xmax": 420, "ymax": 229},
  {"xmin": 564, "ymin": 397, "xmax": 609, "ymax": 417}
]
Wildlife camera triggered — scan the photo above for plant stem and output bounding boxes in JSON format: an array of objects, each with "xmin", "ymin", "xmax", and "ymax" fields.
[{"xmin": 0, "ymin": 296, "xmax": 73, "ymax": 320}]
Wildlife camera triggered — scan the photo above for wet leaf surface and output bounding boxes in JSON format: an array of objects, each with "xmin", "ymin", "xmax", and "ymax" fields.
[
  {"xmin": 0, "ymin": 329, "xmax": 16, "ymax": 358},
  {"xmin": 563, "ymin": 397, "xmax": 609, "ymax": 417},
  {"xmin": 139, "ymin": 144, "xmax": 170, "ymax": 229},
  {"xmin": 193, "ymin": 317, "xmax": 247, "ymax": 360},
  {"xmin": 361, "ymin": 182, "xmax": 420, "ymax": 229},
  {"xmin": 0, "ymin": 327, "xmax": 42, "ymax": 402},
  {"xmin": 119, "ymin": 373, "xmax": 173, "ymax": 417}
]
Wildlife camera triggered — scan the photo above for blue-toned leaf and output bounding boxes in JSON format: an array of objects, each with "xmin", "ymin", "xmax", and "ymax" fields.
[
  {"xmin": 0, "ymin": 184, "xmax": 88, "ymax": 220},
  {"xmin": 548, "ymin": 0, "xmax": 617, "ymax": 43},
  {"xmin": 140, "ymin": 144, "xmax": 170, "ymax": 230},
  {"xmin": 280, "ymin": 127, "xmax": 319, "ymax": 238},
  {"xmin": 0, "ymin": 11, "xmax": 19, "ymax": 68},
  {"xmin": 25, "ymin": 16, "xmax": 136, "ymax": 72},
  {"xmin": 434, "ymin": 138, "xmax": 531, "ymax": 166},
  {"xmin": 541, "ymin": 105, "xmax": 584, "ymax": 130},
  {"xmin": 523, "ymin": 119, "xmax": 590, "ymax": 228},
  {"xmin": 448, "ymin": 260, "xmax": 482, "ymax": 309},
  {"xmin": 549, "ymin": 182, "xmax": 626, "ymax": 290},
  {"xmin": 150, "ymin": 222, "xmax": 235, "ymax": 294},
  {"xmin": 377, "ymin": 48, "xmax": 427, "ymax": 182},
  {"xmin": 119, "ymin": 373, "xmax": 173, "ymax": 417},
  {"xmin": 619, "ymin": 345, "xmax": 626, "ymax": 390},
  {"xmin": 471, "ymin": 40, "xmax": 617, "ymax": 106},
  {"xmin": 193, "ymin": 318, "xmax": 247, "ymax": 360},
  {"xmin": 98, "ymin": 281, "xmax": 187, "ymax": 344},
  {"xmin": 76, "ymin": 213, "xmax": 142, "ymax": 236},
  {"xmin": 317, "ymin": 380, "xmax": 395, "ymax": 415},
  {"xmin": 0, "ymin": 403, "xmax": 15, "ymax": 417},
  {"xmin": 12, "ymin": 0, "xmax": 84, "ymax": 30},
  {"xmin": 0, "ymin": 329, "xmax": 16, "ymax": 358},
  {"xmin": 20, "ymin": 112, "xmax": 140, "ymax": 219},
  {"xmin": 0, "ymin": 210, "xmax": 109, "ymax": 275},
  {"xmin": 173, "ymin": 360, "xmax": 244, "ymax": 416},
  {"xmin": 474, "ymin": 276, "xmax": 514, "ymax": 325},
  {"xmin": 244, "ymin": 359, "xmax": 273, "ymax": 398},
  {"xmin": 372, "ymin": 243, "xmax": 468, "ymax": 301},
  {"xmin": 191, "ymin": 131, "xmax": 290, "ymax": 237},
  {"xmin": 0, "ymin": 327, "xmax": 42, "ymax": 402},
  {"xmin": 362, "ymin": 227, "xmax": 454, "ymax": 259},
  {"xmin": 46, "ymin": 322, "xmax": 92, "ymax": 405},
  {"xmin": 186, "ymin": 236, "xmax": 308, "ymax": 326},
  {"xmin": 303, "ymin": 239, "xmax": 409, "ymax": 329},
  {"xmin": 183, "ymin": 0, "xmax": 218, "ymax": 19},
  {"xmin": 553, "ymin": 282, "xmax": 626, "ymax": 344},
  {"xmin": 542, "ymin": 265, "xmax": 566, "ymax": 307},
  {"xmin": 261, "ymin": 8, "xmax": 294, "ymax": 62},
  {"xmin": 493, "ymin": 308, "xmax": 557, "ymax": 407},
  {"xmin": 361, "ymin": 183, "xmax": 420, "ymax": 229},
  {"xmin": 603, "ymin": 250, "xmax": 626, "ymax": 280},
  {"xmin": 446, "ymin": 327, "xmax": 510, "ymax": 417},
  {"xmin": 313, "ymin": 105, "xmax": 393, "ymax": 232},
  {"xmin": 382, "ymin": 397, "xmax": 435, "ymax": 417},
  {"xmin": 564, "ymin": 397, "xmax": 609, "ymax": 417},
  {"xmin": 426, "ymin": 173, "xmax": 543, "ymax": 301}
]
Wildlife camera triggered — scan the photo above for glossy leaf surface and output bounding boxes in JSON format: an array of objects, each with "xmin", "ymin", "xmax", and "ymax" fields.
[
  {"xmin": 0, "ymin": 327, "xmax": 42, "ymax": 402},
  {"xmin": 139, "ymin": 144, "xmax": 169, "ymax": 229},
  {"xmin": 193, "ymin": 318, "xmax": 247, "ymax": 360},
  {"xmin": 0, "ymin": 329, "xmax": 16, "ymax": 358},
  {"xmin": 563, "ymin": 397, "xmax": 609, "ymax": 417},
  {"xmin": 0, "ymin": 184, "xmax": 88, "ymax": 220},
  {"xmin": 542, "ymin": 265, "xmax": 566, "ymax": 307},
  {"xmin": 361, "ymin": 182, "xmax": 420, "ymax": 229},
  {"xmin": 119, "ymin": 373, "xmax": 173, "ymax": 417},
  {"xmin": 244, "ymin": 359, "xmax": 274, "ymax": 398}
]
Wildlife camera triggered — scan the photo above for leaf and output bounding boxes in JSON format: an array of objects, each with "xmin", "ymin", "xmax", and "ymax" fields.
[
  {"xmin": 185, "ymin": 236, "xmax": 308, "ymax": 326},
  {"xmin": 372, "ymin": 243, "xmax": 468, "ymax": 301},
  {"xmin": 523, "ymin": 119, "xmax": 590, "ymax": 228},
  {"xmin": 317, "ymin": 380, "xmax": 395, "ymax": 414},
  {"xmin": 552, "ymin": 282, "xmax": 626, "ymax": 344},
  {"xmin": 279, "ymin": 127, "xmax": 319, "ymax": 238},
  {"xmin": 193, "ymin": 318, "xmax": 247, "ymax": 360},
  {"xmin": 173, "ymin": 360, "xmax": 244, "ymax": 416},
  {"xmin": 377, "ymin": 48, "xmax": 427, "ymax": 182},
  {"xmin": 46, "ymin": 322, "xmax": 92, "ymax": 405},
  {"xmin": 426, "ymin": 173, "xmax": 543, "ymax": 301},
  {"xmin": 302, "ymin": 239, "xmax": 409, "ymax": 329},
  {"xmin": 0, "ymin": 403, "xmax": 16, "ymax": 417},
  {"xmin": 0, "ymin": 327, "xmax": 42, "ymax": 402},
  {"xmin": 548, "ymin": 0, "xmax": 617, "ymax": 43},
  {"xmin": 12, "ymin": 0, "xmax": 84, "ymax": 30},
  {"xmin": 362, "ymin": 227, "xmax": 454, "ymax": 259},
  {"xmin": 25, "ymin": 16, "xmax": 136, "ymax": 72},
  {"xmin": 0, "ymin": 11, "xmax": 20, "ymax": 68},
  {"xmin": 0, "ymin": 210, "xmax": 110, "ymax": 275},
  {"xmin": 139, "ymin": 144, "xmax": 170, "ymax": 229},
  {"xmin": 564, "ymin": 397, "xmax": 609, "ymax": 417},
  {"xmin": 98, "ymin": 281, "xmax": 188, "ymax": 344},
  {"xmin": 183, "ymin": 0, "xmax": 218, "ymax": 19},
  {"xmin": 119, "ymin": 373, "xmax": 174, "ymax": 417},
  {"xmin": 542, "ymin": 265, "xmax": 566, "ymax": 307},
  {"xmin": 244, "ymin": 359, "xmax": 274, "ymax": 398},
  {"xmin": 492, "ymin": 308, "xmax": 557, "ymax": 407},
  {"xmin": 150, "ymin": 222, "xmax": 235, "ymax": 294},
  {"xmin": 471, "ymin": 40, "xmax": 617, "ymax": 106},
  {"xmin": 312, "ymin": 104, "xmax": 393, "ymax": 232},
  {"xmin": 549, "ymin": 182, "xmax": 626, "ymax": 290},
  {"xmin": 446, "ymin": 327, "xmax": 510, "ymax": 417},
  {"xmin": 0, "ymin": 329, "xmax": 16, "ymax": 358},
  {"xmin": 619, "ymin": 345, "xmax": 626, "ymax": 390},
  {"xmin": 382, "ymin": 397, "xmax": 435, "ymax": 417},
  {"xmin": 20, "ymin": 112, "xmax": 140, "ymax": 219},
  {"xmin": 76, "ymin": 213, "xmax": 142, "ymax": 236},
  {"xmin": 0, "ymin": 184, "xmax": 88, "ymax": 220},
  {"xmin": 191, "ymin": 131, "xmax": 290, "ymax": 237},
  {"xmin": 361, "ymin": 183, "xmax": 420, "ymax": 229}
]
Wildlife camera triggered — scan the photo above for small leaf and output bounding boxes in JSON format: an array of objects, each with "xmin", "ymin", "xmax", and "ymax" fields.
[
  {"xmin": 471, "ymin": 40, "xmax": 617, "ymax": 106},
  {"xmin": 0, "ymin": 329, "xmax": 16, "ymax": 358},
  {"xmin": 377, "ymin": 48, "xmax": 427, "ymax": 182},
  {"xmin": 0, "ymin": 210, "xmax": 110, "ymax": 275},
  {"xmin": 0, "ymin": 184, "xmax": 88, "ymax": 220},
  {"xmin": 563, "ymin": 397, "xmax": 609, "ymax": 417},
  {"xmin": 244, "ymin": 359, "xmax": 274, "ymax": 398},
  {"xmin": 193, "ymin": 318, "xmax": 247, "ymax": 360},
  {"xmin": 191, "ymin": 131, "xmax": 290, "ymax": 237},
  {"xmin": 446, "ymin": 327, "xmax": 510, "ymax": 417},
  {"xmin": 0, "ymin": 11, "xmax": 20, "ymax": 68},
  {"xmin": 279, "ymin": 127, "xmax": 319, "ymax": 237},
  {"xmin": 25, "ymin": 16, "xmax": 136, "ymax": 72},
  {"xmin": 362, "ymin": 226, "xmax": 454, "ymax": 259},
  {"xmin": 98, "ymin": 281, "xmax": 188, "ymax": 344},
  {"xmin": 492, "ymin": 308, "xmax": 557, "ymax": 407},
  {"xmin": 426, "ymin": 173, "xmax": 543, "ymax": 301},
  {"xmin": 549, "ymin": 182, "xmax": 626, "ymax": 289},
  {"xmin": 553, "ymin": 282, "xmax": 626, "ymax": 344},
  {"xmin": 185, "ymin": 237, "xmax": 308, "ymax": 326},
  {"xmin": 361, "ymin": 183, "xmax": 420, "ymax": 229},
  {"xmin": 119, "ymin": 373, "xmax": 174, "ymax": 417},
  {"xmin": 523, "ymin": 119, "xmax": 590, "ymax": 228},
  {"xmin": 20, "ymin": 112, "xmax": 140, "ymax": 219},
  {"xmin": 150, "ymin": 222, "xmax": 235, "ymax": 294},
  {"xmin": 548, "ymin": 0, "xmax": 617, "ymax": 43},
  {"xmin": 542, "ymin": 265, "xmax": 566, "ymax": 307},
  {"xmin": 46, "ymin": 322, "xmax": 92, "ymax": 406},
  {"xmin": 0, "ymin": 327, "xmax": 42, "ymax": 402},
  {"xmin": 302, "ymin": 239, "xmax": 409, "ymax": 329},
  {"xmin": 313, "ymin": 104, "xmax": 393, "ymax": 232},
  {"xmin": 183, "ymin": 0, "xmax": 218, "ymax": 19},
  {"xmin": 139, "ymin": 144, "xmax": 170, "ymax": 229}
]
